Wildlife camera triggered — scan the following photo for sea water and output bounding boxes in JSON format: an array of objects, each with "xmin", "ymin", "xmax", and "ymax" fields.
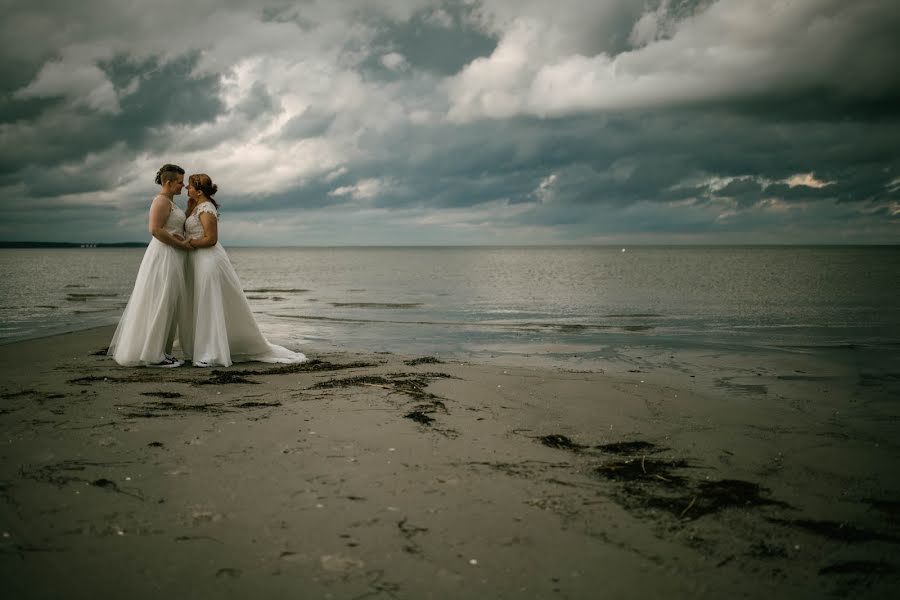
[{"xmin": 1, "ymin": 246, "xmax": 898, "ymax": 371}]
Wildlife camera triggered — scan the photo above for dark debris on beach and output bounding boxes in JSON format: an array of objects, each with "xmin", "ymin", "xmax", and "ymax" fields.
[
  {"xmin": 818, "ymin": 560, "xmax": 896, "ymax": 576},
  {"xmin": 140, "ymin": 391, "xmax": 183, "ymax": 399},
  {"xmin": 538, "ymin": 434, "xmax": 586, "ymax": 451},
  {"xmin": 404, "ymin": 410, "xmax": 435, "ymax": 425},
  {"xmin": 239, "ymin": 359, "xmax": 377, "ymax": 376},
  {"xmin": 403, "ymin": 356, "xmax": 443, "ymax": 366},
  {"xmin": 595, "ymin": 440, "xmax": 661, "ymax": 454},
  {"xmin": 311, "ymin": 372, "xmax": 451, "ymax": 401},
  {"xmin": 765, "ymin": 518, "xmax": 900, "ymax": 543},
  {"xmin": 119, "ymin": 397, "xmax": 283, "ymax": 419},
  {"xmin": 71, "ymin": 359, "xmax": 379, "ymax": 388},
  {"xmin": 121, "ymin": 400, "xmax": 232, "ymax": 418},
  {"xmin": 532, "ymin": 430, "xmax": 900, "ymax": 563},
  {"xmin": 68, "ymin": 373, "xmax": 161, "ymax": 385},
  {"xmin": 533, "ymin": 434, "xmax": 794, "ymax": 521},
  {"xmin": 195, "ymin": 371, "xmax": 259, "ymax": 386},
  {"xmin": 311, "ymin": 371, "xmax": 457, "ymax": 436},
  {"xmin": 18, "ymin": 460, "xmax": 140, "ymax": 501}
]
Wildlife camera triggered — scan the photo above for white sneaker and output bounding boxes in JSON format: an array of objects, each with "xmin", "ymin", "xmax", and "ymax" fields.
[
  {"xmin": 148, "ymin": 357, "xmax": 183, "ymax": 368},
  {"xmin": 193, "ymin": 361, "xmax": 212, "ymax": 368}
]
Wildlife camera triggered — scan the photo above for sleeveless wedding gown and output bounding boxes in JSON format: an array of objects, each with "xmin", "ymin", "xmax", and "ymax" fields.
[
  {"xmin": 108, "ymin": 196, "xmax": 192, "ymax": 366},
  {"xmin": 184, "ymin": 202, "xmax": 306, "ymax": 367}
]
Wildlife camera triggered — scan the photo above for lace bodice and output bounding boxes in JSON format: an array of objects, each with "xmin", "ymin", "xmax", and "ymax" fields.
[
  {"xmin": 185, "ymin": 202, "xmax": 219, "ymax": 239},
  {"xmin": 159, "ymin": 196, "xmax": 186, "ymax": 237}
]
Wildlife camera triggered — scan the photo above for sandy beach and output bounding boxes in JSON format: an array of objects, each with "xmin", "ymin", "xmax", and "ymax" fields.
[{"xmin": 1, "ymin": 326, "xmax": 898, "ymax": 599}]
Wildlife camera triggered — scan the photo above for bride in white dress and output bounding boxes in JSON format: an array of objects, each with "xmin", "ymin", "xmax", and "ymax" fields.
[
  {"xmin": 184, "ymin": 173, "xmax": 307, "ymax": 367},
  {"xmin": 108, "ymin": 164, "xmax": 194, "ymax": 367}
]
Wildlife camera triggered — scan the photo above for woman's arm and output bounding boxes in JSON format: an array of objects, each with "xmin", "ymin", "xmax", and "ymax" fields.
[
  {"xmin": 149, "ymin": 196, "xmax": 192, "ymax": 251},
  {"xmin": 188, "ymin": 211, "xmax": 219, "ymax": 248}
]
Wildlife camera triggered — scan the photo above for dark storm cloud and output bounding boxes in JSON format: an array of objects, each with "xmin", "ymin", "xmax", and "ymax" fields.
[
  {"xmin": 1, "ymin": 0, "xmax": 898, "ymax": 244},
  {"xmin": 0, "ymin": 96, "xmax": 64, "ymax": 125},
  {"xmin": 364, "ymin": 2, "xmax": 498, "ymax": 77},
  {"xmin": 320, "ymin": 99, "xmax": 898, "ymax": 221},
  {"xmin": 236, "ymin": 81, "xmax": 282, "ymax": 120},
  {"xmin": 0, "ymin": 53, "xmax": 224, "ymax": 193},
  {"xmin": 114, "ymin": 54, "xmax": 225, "ymax": 129},
  {"xmin": 0, "ymin": 200, "xmax": 134, "ymax": 243}
]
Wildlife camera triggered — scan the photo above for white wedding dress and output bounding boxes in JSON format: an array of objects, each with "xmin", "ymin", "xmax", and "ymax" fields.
[
  {"xmin": 108, "ymin": 196, "xmax": 192, "ymax": 366},
  {"xmin": 184, "ymin": 202, "xmax": 306, "ymax": 367}
]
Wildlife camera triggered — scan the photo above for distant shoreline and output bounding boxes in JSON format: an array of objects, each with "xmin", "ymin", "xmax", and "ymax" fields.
[
  {"xmin": 0, "ymin": 241, "xmax": 146, "ymax": 248},
  {"xmin": 1, "ymin": 242, "xmax": 898, "ymax": 249}
]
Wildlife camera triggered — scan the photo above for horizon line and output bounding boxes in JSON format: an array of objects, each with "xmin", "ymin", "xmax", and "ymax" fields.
[{"xmin": 2, "ymin": 241, "xmax": 899, "ymax": 248}]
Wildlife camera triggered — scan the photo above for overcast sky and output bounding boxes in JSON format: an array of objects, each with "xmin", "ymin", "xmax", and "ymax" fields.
[{"xmin": 1, "ymin": 0, "xmax": 898, "ymax": 245}]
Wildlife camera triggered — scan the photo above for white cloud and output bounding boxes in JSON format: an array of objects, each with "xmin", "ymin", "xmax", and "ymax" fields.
[
  {"xmin": 784, "ymin": 173, "xmax": 833, "ymax": 189},
  {"xmin": 380, "ymin": 52, "xmax": 409, "ymax": 71},
  {"xmin": 15, "ymin": 60, "xmax": 121, "ymax": 114},
  {"xmin": 628, "ymin": 0, "xmax": 674, "ymax": 49},
  {"xmin": 329, "ymin": 178, "xmax": 392, "ymax": 200},
  {"xmin": 535, "ymin": 173, "xmax": 557, "ymax": 203},
  {"xmin": 446, "ymin": 0, "xmax": 894, "ymax": 121}
]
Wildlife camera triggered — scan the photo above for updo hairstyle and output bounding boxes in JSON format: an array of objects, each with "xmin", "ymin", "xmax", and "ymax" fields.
[{"xmin": 189, "ymin": 173, "xmax": 220, "ymax": 209}]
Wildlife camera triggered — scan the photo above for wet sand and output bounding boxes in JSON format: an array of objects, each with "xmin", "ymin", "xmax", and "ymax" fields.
[{"xmin": 1, "ymin": 326, "xmax": 898, "ymax": 598}]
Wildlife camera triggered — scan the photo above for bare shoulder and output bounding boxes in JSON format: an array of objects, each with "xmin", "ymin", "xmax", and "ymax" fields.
[{"xmin": 150, "ymin": 194, "xmax": 172, "ymax": 209}]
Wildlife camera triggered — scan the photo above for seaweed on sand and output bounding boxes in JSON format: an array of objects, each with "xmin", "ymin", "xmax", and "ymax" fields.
[
  {"xmin": 404, "ymin": 356, "xmax": 443, "ymax": 366},
  {"xmin": 533, "ymin": 434, "xmax": 791, "ymax": 521},
  {"xmin": 765, "ymin": 518, "xmax": 900, "ymax": 543},
  {"xmin": 617, "ymin": 474, "xmax": 791, "ymax": 520},
  {"xmin": 140, "ymin": 391, "xmax": 183, "ymax": 399},
  {"xmin": 121, "ymin": 401, "xmax": 230, "ymax": 418},
  {"xmin": 195, "ymin": 371, "xmax": 258, "ymax": 385},
  {"xmin": 398, "ymin": 517, "xmax": 428, "ymax": 554},
  {"xmin": 239, "ymin": 359, "xmax": 376, "ymax": 376},
  {"xmin": 404, "ymin": 410, "xmax": 435, "ymax": 425},
  {"xmin": 539, "ymin": 434, "xmax": 586, "ymax": 451},
  {"xmin": 311, "ymin": 372, "xmax": 449, "ymax": 401},
  {"xmin": 231, "ymin": 400, "xmax": 282, "ymax": 408},
  {"xmin": 18, "ymin": 459, "xmax": 135, "ymax": 498},
  {"xmin": 865, "ymin": 498, "xmax": 900, "ymax": 524},
  {"xmin": 314, "ymin": 374, "xmax": 397, "ymax": 390},
  {"xmin": 670, "ymin": 479, "xmax": 790, "ymax": 519},
  {"xmin": 1, "ymin": 389, "xmax": 40, "ymax": 399},
  {"xmin": 90, "ymin": 477, "xmax": 144, "ymax": 500},
  {"xmin": 312, "ymin": 372, "xmax": 455, "ymax": 435},
  {"xmin": 819, "ymin": 561, "xmax": 896, "ymax": 576},
  {"xmin": 596, "ymin": 457, "xmax": 692, "ymax": 485},
  {"xmin": 0, "ymin": 389, "xmax": 64, "ymax": 405},
  {"xmin": 67, "ymin": 373, "xmax": 161, "ymax": 385},
  {"xmin": 595, "ymin": 440, "xmax": 661, "ymax": 455}
]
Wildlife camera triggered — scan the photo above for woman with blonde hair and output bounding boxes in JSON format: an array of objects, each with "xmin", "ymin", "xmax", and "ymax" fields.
[{"xmin": 183, "ymin": 173, "xmax": 306, "ymax": 367}]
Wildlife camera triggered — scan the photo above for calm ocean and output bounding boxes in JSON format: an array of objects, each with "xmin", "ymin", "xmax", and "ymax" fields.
[{"xmin": 1, "ymin": 246, "xmax": 898, "ymax": 370}]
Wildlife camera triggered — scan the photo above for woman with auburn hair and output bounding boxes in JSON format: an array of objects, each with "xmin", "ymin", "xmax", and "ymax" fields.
[
  {"xmin": 183, "ymin": 173, "xmax": 306, "ymax": 367},
  {"xmin": 108, "ymin": 164, "xmax": 194, "ymax": 367}
]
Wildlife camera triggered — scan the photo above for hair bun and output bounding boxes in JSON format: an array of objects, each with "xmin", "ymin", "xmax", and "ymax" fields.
[
  {"xmin": 154, "ymin": 170, "xmax": 162, "ymax": 185},
  {"xmin": 209, "ymin": 183, "xmax": 218, "ymax": 195}
]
